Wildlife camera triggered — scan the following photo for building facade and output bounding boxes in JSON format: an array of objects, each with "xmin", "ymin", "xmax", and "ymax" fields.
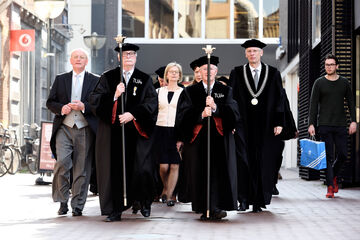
[
  {"xmin": 0, "ymin": 0, "xmax": 68, "ymax": 142},
  {"xmin": 278, "ymin": 0, "xmax": 360, "ymax": 183},
  {"xmin": 86, "ymin": 0, "xmax": 280, "ymax": 77}
]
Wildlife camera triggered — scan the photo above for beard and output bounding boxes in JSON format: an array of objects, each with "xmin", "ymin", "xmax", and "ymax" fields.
[{"xmin": 326, "ymin": 69, "xmax": 337, "ymax": 76}]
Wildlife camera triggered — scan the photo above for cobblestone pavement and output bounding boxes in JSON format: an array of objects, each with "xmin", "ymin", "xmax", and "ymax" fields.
[{"xmin": 1, "ymin": 168, "xmax": 360, "ymax": 240}]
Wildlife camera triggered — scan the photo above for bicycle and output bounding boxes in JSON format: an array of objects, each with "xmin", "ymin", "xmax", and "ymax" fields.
[
  {"xmin": 7, "ymin": 123, "xmax": 40, "ymax": 175},
  {"xmin": 6, "ymin": 127, "xmax": 21, "ymax": 174},
  {"xmin": 22, "ymin": 123, "xmax": 40, "ymax": 174},
  {"xmin": 0, "ymin": 123, "xmax": 13, "ymax": 177}
]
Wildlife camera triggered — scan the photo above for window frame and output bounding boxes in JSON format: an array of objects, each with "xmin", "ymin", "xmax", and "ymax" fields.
[{"xmin": 118, "ymin": 0, "xmax": 279, "ymax": 44}]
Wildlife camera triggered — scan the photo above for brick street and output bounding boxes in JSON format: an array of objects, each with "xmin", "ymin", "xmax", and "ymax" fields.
[{"xmin": 1, "ymin": 168, "xmax": 360, "ymax": 240}]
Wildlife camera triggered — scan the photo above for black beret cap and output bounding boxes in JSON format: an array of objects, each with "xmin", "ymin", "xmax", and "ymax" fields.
[
  {"xmin": 114, "ymin": 43, "xmax": 140, "ymax": 52},
  {"xmin": 217, "ymin": 76, "xmax": 229, "ymax": 84},
  {"xmin": 241, "ymin": 39, "xmax": 267, "ymax": 49},
  {"xmin": 155, "ymin": 66, "xmax": 166, "ymax": 78},
  {"xmin": 190, "ymin": 58, "xmax": 200, "ymax": 70},
  {"xmin": 197, "ymin": 56, "xmax": 219, "ymax": 67}
]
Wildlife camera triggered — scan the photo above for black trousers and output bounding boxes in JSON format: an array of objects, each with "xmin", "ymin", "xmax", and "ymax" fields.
[{"xmin": 318, "ymin": 126, "xmax": 348, "ymax": 187}]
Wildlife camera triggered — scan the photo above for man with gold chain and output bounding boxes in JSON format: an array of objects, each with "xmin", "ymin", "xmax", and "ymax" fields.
[{"xmin": 229, "ymin": 39, "xmax": 285, "ymax": 213}]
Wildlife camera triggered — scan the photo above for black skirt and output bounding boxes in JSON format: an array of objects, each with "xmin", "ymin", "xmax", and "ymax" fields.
[{"xmin": 153, "ymin": 126, "xmax": 181, "ymax": 164}]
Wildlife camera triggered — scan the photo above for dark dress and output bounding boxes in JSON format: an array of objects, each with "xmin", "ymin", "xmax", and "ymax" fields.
[
  {"xmin": 153, "ymin": 91, "xmax": 181, "ymax": 165},
  {"xmin": 89, "ymin": 67, "xmax": 158, "ymax": 215},
  {"xmin": 176, "ymin": 81, "xmax": 239, "ymax": 213},
  {"xmin": 229, "ymin": 63, "xmax": 285, "ymax": 208}
]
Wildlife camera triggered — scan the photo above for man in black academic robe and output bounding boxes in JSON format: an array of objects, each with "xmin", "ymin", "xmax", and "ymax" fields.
[
  {"xmin": 229, "ymin": 39, "xmax": 285, "ymax": 212},
  {"xmin": 176, "ymin": 56, "xmax": 239, "ymax": 220},
  {"xmin": 89, "ymin": 43, "xmax": 158, "ymax": 222},
  {"xmin": 177, "ymin": 57, "xmax": 202, "ymax": 204}
]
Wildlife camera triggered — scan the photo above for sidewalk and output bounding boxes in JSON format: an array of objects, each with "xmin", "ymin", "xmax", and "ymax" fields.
[{"xmin": 1, "ymin": 168, "xmax": 360, "ymax": 240}]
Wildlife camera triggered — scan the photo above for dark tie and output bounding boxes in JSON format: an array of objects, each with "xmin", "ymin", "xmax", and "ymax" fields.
[{"xmin": 253, "ymin": 69, "xmax": 259, "ymax": 89}]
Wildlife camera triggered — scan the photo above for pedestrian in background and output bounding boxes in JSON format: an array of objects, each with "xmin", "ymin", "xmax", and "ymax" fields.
[
  {"xmin": 47, "ymin": 48, "xmax": 99, "ymax": 217},
  {"xmin": 189, "ymin": 57, "xmax": 202, "ymax": 85},
  {"xmin": 154, "ymin": 66, "xmax": 167, "ymax": 89},
  {"xmin": 308, "ymin": 54, "xmax": 356, "ymax": 198}
]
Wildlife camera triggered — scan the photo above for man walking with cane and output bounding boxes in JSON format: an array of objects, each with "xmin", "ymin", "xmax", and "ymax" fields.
[
  {"xmin": 176, "ymin": 55, "xmax": 239, "ymax": 220},
  {"xmin": 90, "ymin": 42, "xmax": 158, "ymax": 222}
]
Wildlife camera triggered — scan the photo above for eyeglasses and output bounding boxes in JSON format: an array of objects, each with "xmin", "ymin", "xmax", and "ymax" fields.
[
  {"xmin": 201, "ymin": 67, "xmax": 217, "ymax": 71},
  {"xmin": 168, "ymin": 71, "xmax": 180, "ymax": 74},
  {"xmin": 325, "ymin": 63, "xmax": 337, "ymax": 67},
  {"xmin": 123, "ymin": 51, "xmax": 136, "ymax": 57}
]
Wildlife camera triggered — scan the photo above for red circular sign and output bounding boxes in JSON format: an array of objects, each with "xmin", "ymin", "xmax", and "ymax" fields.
[{"xmin": 18, "ymin": 33, "xmax": 32, "ymax": 47}]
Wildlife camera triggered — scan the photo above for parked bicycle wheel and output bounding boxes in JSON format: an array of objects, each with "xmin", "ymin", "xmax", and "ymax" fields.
[
  {"xmin": 0, "ymin": 146, "xmax": 13, "ymax": 177},
  {"xmin": 26, "ymin": 154, "xmax": 38, "ymax": 175},
  {"xmin": 7, "ymin": 147, "xmax": 21, "ymax": 175}
]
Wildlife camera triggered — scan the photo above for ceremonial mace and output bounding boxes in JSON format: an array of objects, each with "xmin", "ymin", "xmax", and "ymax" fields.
[
  {"xmin": 202, "ymin": 44, "xmax": 216, "ymax": 219},
  {"xmin": 115, "ymin": 34, "xmax": 127, "ymax": 207}
]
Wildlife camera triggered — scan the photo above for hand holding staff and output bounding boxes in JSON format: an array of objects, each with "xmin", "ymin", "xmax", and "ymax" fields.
[
  {"xmin": 202, "ymin": 44, "xmax": 215, "ymax": 219},
  {"xmin": 114, "ymin": 34, "xmax": 128, "ymax": 207}
]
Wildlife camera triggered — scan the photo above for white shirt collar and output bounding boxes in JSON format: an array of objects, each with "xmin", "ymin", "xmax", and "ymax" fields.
[
  {"xmin": 123, "ymin": 68, "xmax": 134, "ymax": 77},
  {"xmin": 249, "ymin": 63, "xmax": 262, "ymax": 73},
  {"xmin": 73, "ymin": 70, "xmax": 85, "ymax": 79},
  {"xmin": 202, "ymin": 81, "xmax": 215, "ymax": 91}
]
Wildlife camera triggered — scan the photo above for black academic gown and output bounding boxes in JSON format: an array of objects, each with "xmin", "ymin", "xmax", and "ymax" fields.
[
  {"xmin": 176, "ymin": 81, "xmax": 239, "ymax": 213},
  {"xmin": 89, "ymin": 67, "xmax": 158, "ymax": 215},
  {"xmin": 274, "ymin": 89, "xmax": 297, "ymax": 185},
  {"xmin": 229, "ymin": 63, "xmax": 284, "ymax": 207}
]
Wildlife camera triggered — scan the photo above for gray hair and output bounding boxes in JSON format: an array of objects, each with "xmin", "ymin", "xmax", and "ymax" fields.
[{"xmin": 70, "ymin": 48, "xmax": 89, "ymax": 59}]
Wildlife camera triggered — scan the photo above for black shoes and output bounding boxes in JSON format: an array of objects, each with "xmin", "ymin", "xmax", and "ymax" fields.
[
  {"xmin": 58, "ymin": 202, "xmax": 82, "ymax": 216},
  {"xmin": 58, "ymin": 202, "xmax": 68, "ymax": 215},
  {"xmin": 140, "ymin": 207, "xmax": 151, "ymax": 217},
  {"xmin": 72, "ymin": 208, "xmax": 82, "ymax": 216},
  {"xmin": 238, "ymin": 200, "xmax": 248, "ymax": 211},
  {"xmin": 252, "ymin": 205, "xmax": 262, "ymax": 213},
  {"xmin": 140, "ymin": 200, "xmax": 151, "ymax": 217},
  {"xmin": 212, "ymin": 209, "xmax": 227, "ymax": 219},
  {"xmin": 200, "ymin": 209, "xmax": 227, "ymax": 220},
  {"xmin": 161, "ymin": 194, "xmax": 167, "ymax": 203},
  {"xmin": 132, "ymin": 201, "xmax": 141, "ymax": 214},
  {"xmin": 167, "ymin": 200, "xmax": 175, "ymax": 207},
  {"xmin": 104, "ymin": 212, "xmax": 122, "ymax": 222},
  {"xmin": 272, "ymin": 186, "xmax": 279, "ymax": 195}
]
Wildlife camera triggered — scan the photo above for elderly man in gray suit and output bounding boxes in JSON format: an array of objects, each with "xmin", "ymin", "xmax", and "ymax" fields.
[{"xmin": 47, "ymin": 48, "xmax": 99, "ymax": 216}]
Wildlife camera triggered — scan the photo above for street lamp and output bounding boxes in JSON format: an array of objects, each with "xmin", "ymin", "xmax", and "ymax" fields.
[
  {"xmin": 83, "ymin": 32, "xmax": 106, "ymax": 74},
  {"xmin": 34, "ymin": 0, "xmax": 65, "ymax": 120}
]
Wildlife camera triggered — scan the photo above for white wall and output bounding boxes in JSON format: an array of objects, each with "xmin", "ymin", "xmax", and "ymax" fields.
[
  {"xmin": 281, "ymin": 54, "xmax": 299, "ymax": 168},
  {"xmin": 66, "ymin": 0, "xmax": 92, "ymax": 71}
]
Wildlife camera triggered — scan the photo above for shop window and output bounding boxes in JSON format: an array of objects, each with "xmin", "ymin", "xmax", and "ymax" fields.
[
  {"xmin": 312, "ymin": 0, "xmax": 321, "ymax": 48},
  {"xmin": 263, "ymin": 0, "xmax": 279, "ymax": 38},
  {"xmin": 234, "ymin": 0, "xmax": 259, "ymax": 38},
  {"xmin": 122, "ymin": 0, "xmax": 145, "ymax": 37},
  {"xmin": 178, "ymin": 0, "xmax": 201, "ymax": 38},
  {"xmin": 149, "ymin": 0, "xmax": 174, "ymax": 38},
  {"xmin": 206, "ymin": 0, "xmax": 230, "ymax": 38}
]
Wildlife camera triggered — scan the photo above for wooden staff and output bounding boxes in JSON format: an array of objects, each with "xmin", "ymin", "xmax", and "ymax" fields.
[
  {"xmin": 202, "ymin": 44, "xmax": 216, "ymax": 219},
  {"xmin": 114, "ymin": 35, "xmax": 127, "ymax": 207}
]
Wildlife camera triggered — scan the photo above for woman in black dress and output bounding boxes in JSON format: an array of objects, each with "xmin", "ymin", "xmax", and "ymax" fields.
[{"xmin": 154, "ymin": 62, "xmax": 183, "ymax": 206}]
